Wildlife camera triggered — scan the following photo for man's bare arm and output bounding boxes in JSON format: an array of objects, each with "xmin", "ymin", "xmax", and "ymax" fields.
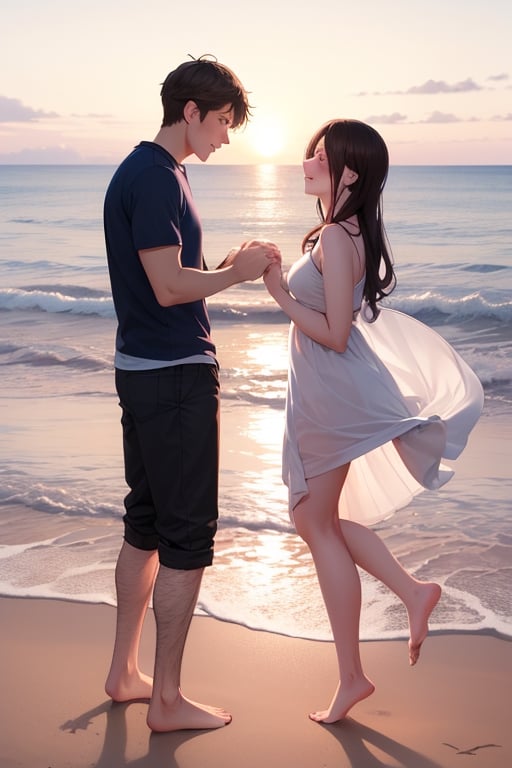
[{"xmin": 139, "ymin": 240, "xmax": 280, "ymax": 307}]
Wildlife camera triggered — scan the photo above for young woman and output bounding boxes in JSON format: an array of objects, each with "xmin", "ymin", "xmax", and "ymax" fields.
[{"xmin": 263, "ymin": 119, "xmax": 483, "ymax": 723}]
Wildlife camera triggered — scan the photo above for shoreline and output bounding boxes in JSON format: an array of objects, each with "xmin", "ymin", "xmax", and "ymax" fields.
[
  {"xmin": 3, "ymin": 592, "xmax": 512, "ymax": 644},
  {"xmin": 0, "ymin": 409, "xmax": 510, "ymax": 645},
  {"xmin": 1, "ymin": 596, "xmax": 510, "ymax": 768}
]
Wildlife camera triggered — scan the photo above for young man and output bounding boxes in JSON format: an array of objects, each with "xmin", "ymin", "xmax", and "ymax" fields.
[{"xmin": 103, "ymin": 56, "xmax": 278, "ymax": 731}]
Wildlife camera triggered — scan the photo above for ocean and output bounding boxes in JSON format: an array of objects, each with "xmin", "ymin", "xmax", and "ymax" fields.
[{"xmin": 0, "ymin": 163, "xmax": 511, "ymax": 643}]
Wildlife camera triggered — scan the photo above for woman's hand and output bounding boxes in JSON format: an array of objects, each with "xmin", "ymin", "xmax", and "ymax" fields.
[{"xmin": 263, "ymin": 261, "xmax": 284, "ymax": 298}]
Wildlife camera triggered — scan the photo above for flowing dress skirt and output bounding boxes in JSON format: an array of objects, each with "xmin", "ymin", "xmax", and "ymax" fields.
[{"xmin": 283, "ymin": 307, "xmax": 484, "ymax": 525}]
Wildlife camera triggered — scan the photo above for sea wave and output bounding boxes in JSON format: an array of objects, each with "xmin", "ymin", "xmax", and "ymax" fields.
[
  {"xmin": 1, "ymin": 285, "xmax": 511, "ymax": 390},
  {"xmin": 1, "ymin": 284, "xmax": 511, "ymax": 326},
  {"xmin": 0, "ymin": 287, "xmax": 114, "ymax": 317},
  {"xmin": 0, "ymin": 477, "xmax": 293, "ymax": 536},
  {"xmin": 463, "ymin": 263, "xmax": 509, "ymax": 273},
  {"xmin": 1, "ymin": 340, "xmax": 508, "ymax": 390},
  {"xmin": 0, "ymin": 479, "xmax": 121, "ymax": 521},
  {"xmin": 0, "ymin": 343, "xmax": 109, "ymax": 371},
  {"xmin": 391, "ymin": 291, "xmax": 512, "ymax": 324},
  {"xmin": 9, "ymin": 216, "xmax": 99, "ymax": 230}
]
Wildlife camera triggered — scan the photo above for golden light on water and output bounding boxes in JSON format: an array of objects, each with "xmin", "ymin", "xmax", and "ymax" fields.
[
  {"xmin": 245, "ymin": 332, "xmax": 287, "ymax": 374},
  {"xmin": 246, "ymin": 408, "xmax": 282, "ymax": 457},
  {"xmin": 232, "ymin": 332, "xmax": 287, "ymax": 403},
  {"xmin": 242, "ymin": 531, "xmax": 299, "ymax": 581}
]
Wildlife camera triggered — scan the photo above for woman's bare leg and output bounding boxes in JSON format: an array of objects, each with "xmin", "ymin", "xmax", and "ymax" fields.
[
  {"xmin": 339, "ymin": 519, "xmax": 441, "ymax": 664},
  {"xmin": 293, "ymin": 466, "xmax": 374, "ymax": 723}
]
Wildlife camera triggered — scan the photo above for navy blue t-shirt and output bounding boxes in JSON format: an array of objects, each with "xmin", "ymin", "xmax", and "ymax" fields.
[{"xmin": 104, "ymin": 141, "xmax": 216, "ymax": 362}]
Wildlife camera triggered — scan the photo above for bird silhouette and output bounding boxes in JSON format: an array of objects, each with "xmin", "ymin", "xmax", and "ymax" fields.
[{"xmin": 442, "ymin": 742, "xmax": 502, "ymax": 756}]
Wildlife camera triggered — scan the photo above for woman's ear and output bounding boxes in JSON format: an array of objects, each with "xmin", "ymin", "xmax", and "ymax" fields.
[
  {"xmin": 342, "ymin": 166, "xmax": 359, "ymax": 186},
  {"xmin": 183, "ymin": 100, "xmax": 199, "ymax": 124}
]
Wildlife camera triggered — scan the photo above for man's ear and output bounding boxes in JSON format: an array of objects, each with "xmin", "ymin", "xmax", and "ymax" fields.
[
  {"xmin": 183, "ymin": 100, "xmax": 199, "ymax": 124},
  {"xmin": 342, "ymin": 166, "xmax": 358, "ymax": 186}
]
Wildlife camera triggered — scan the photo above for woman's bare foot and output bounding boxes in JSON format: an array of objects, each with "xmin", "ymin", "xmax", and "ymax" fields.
[
  {"xmin": 105, "ymin": 669, "xmax": 153, "ymax": 702},
  {"xmin": 309, "ymin": 676, "xmax": 375, "ymax": 724},
  {"xmin": 407, "ymin": 582, "xmax": 442, "ymax": 665},
  {"xmin": 147, "ymin": 690, "xmax": 232, "ymax": 732}
]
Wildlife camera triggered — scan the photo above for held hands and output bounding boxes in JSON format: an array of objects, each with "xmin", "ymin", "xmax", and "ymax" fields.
[{"xmin": 224, "ymin": 240, "xmax": 281, "ymax": 282}]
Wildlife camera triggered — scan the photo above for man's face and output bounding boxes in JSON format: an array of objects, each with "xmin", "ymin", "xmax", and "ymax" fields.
[{"xmin": 187, "ymin": 104, "xmax": 234, "ymax": 162}]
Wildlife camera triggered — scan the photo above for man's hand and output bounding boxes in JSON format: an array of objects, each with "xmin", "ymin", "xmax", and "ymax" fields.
[{"xmin": 229, "ymin": 240, "xmax": 281, "ymax": 282}]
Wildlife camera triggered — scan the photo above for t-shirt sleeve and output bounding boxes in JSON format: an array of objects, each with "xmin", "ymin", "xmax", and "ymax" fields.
[{"xmin": 130, "ymin": 166, "xmax": 183, "ymax": 252}]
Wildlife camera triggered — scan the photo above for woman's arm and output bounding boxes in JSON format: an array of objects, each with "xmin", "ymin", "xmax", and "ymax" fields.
[{"xmin": 263, "ymin": 225, "xmax": 356, "ymax": 353}]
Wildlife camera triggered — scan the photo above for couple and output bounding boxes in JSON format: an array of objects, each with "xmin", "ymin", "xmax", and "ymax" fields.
[{"xmin": 103, "ymin": 56, "xmax": 483, "ymax": 732}]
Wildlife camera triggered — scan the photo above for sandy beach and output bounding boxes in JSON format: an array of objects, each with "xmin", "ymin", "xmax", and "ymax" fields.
[{"xmin": 0, "ymin": 596, "xmax": 509, "ymax": 768}]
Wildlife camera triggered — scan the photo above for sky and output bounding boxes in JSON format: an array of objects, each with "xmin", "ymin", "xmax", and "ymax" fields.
[{"xmin": 1, "ymin": 0, "xmax": 511, "ymax": 165}]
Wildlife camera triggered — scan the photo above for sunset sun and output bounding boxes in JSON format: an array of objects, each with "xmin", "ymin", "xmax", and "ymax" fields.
[{"xmin": 248, "ymin": 116, "xmax": 285, "ymax": 159}]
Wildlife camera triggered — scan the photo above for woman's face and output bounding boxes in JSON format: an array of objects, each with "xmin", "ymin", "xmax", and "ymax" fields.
[{"xmin": 303, "ymin": 138, "xmax": 331, "ymax": 206}]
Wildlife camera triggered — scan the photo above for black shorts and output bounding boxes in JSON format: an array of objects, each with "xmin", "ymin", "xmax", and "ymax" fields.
[{"xmin": 115, "ymin": 363, "xmax": 220, "ymax": 570}]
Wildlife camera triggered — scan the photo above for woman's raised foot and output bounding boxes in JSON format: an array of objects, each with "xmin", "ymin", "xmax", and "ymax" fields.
[{"xmin": 408, "ymin": 581, "xmax": 442, "ymax": 665}]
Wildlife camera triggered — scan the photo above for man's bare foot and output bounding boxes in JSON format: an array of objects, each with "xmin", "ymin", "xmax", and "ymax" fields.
[
  {"xmin": 408, "ymin": 582, "xmax": 442, "ymax": 665},
  {"xmin": 105, "ymin": 669, "xmax": 153, "ymax": 702},
  {"xmin": 147, "ymin": 690, "xmax": 232, "ymax": 732},
  {"xmin": 309, "ymin": 676, "xmax": 375, "ymax": 724}
]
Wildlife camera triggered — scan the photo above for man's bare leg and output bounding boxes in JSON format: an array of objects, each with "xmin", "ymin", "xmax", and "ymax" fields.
[
  {"xmin": 146, "ymin": 565, "xmax": 232, "ymax": 732},
  {"xmin": 105, "ymin": 541, "xmax": 159, "ymax": 701},
  {"xmin": 339, "ymin": 519, "xmax": 441, "ymax": 665}
]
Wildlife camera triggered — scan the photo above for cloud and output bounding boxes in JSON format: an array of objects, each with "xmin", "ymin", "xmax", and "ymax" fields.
[
  {"xmin": 362, "ymin": 108, "xmax": 509, "ymax": 126},
  {"xmin": 365, "ymin": 112, "xmax": 408, "ymax": 125},
  {"xmin": 487, "ymin": 73, "xmax": 509, "ymax": 82},
  {"xmin": 0, "ymin": 95, "xmax": 59, "ymax": 123},
  {"xmin": 406, "ymin": 78, "xmax": 481, "ymax": 95},
  {"xmin": 357, "ymin": 77, "xmax": 483, "ymax": 97},
  {"xmin": 420, "ymin": 111, "xmax": 461, "ymax": 123},
  {"xmin": 367, "ymin": 112, "xmax": 480, "ymax": 125}
]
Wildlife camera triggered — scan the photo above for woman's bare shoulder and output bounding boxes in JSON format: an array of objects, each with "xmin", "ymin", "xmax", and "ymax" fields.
[{"xmin": 319, "ymin": 222, "xmax": 356, "ymax": 254}]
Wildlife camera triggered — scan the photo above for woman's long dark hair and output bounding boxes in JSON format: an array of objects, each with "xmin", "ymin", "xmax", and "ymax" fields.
[{"xmin": 302, "ymin": 119, "xmax": 396, "ymax": 319}]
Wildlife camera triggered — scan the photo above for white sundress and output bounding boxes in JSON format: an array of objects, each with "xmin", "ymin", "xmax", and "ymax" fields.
[{"xmin": 283, "ymin": 251, "xmax": 484, "ymax": 525}]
